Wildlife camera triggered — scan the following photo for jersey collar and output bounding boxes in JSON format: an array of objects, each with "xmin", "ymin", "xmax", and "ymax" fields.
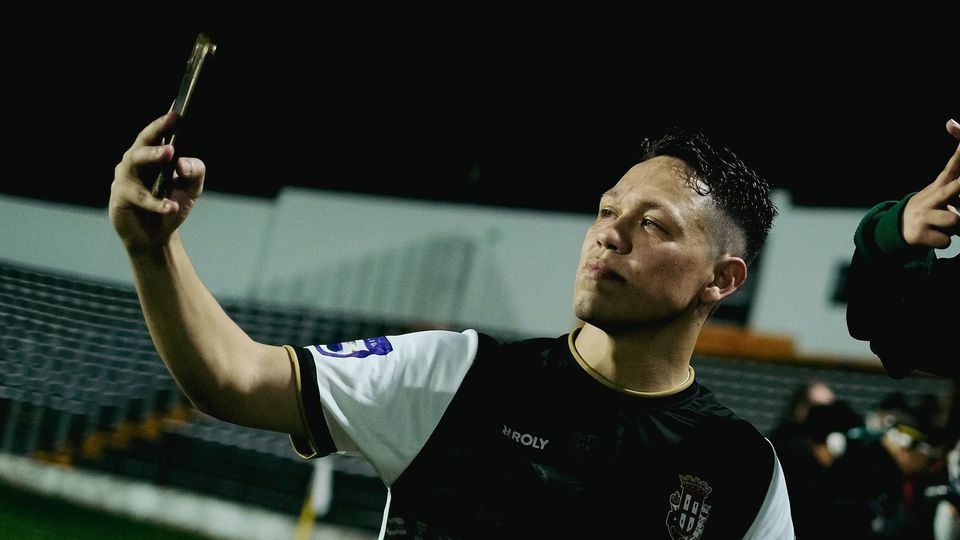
[{"xmin": 567, "ymin": 326, "xmax": 696, "ymax": 398}]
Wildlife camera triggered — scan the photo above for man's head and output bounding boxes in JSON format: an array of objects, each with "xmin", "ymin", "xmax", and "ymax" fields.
[{"xmin": 573, "ymin": 130, "xmax": 777, "ymax": 330}]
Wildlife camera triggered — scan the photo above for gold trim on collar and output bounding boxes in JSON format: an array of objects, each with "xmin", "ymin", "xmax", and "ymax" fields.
[{"xmin": 568, "ymin": 328, "xmax": 695, "ymax": 398}]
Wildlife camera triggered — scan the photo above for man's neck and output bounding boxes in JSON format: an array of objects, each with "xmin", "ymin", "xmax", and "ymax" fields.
[{"xmin": 573, "ymin": 322, "xmax": 698, "ymax": 394}]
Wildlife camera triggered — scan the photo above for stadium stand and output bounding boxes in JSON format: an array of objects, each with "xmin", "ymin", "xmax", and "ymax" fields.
[{"xmin": 0, "ymin": 258, "xmax": 954, "ymax": 534}]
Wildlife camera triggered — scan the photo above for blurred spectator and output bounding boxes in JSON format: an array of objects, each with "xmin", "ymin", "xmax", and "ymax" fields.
[
  {"xmin": 777, "ymin": 399, "xmax": 861, "ymax": 538},
  {"xmin": 928, "ymin": 384, "xmax": 960, "ymax": 540},
  {"xmin": 770, "ymin": 380, "xmax": 836, "ymax": 451},
  {"xmin": 830, "ymin": 392, "xmax": 947, "ymax": 539},
  {"xmin": 931, "ymin": 440, "xmax": 960, "ymax": 539}
]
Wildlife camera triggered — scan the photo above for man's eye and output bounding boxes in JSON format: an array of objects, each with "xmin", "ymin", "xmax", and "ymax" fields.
[
  {"xmin": 598, "ymin": 208, "xmax": 615, "ymax": 218},
  {"xmin": 641, "ymin": 218, "xmax": 662, "ymax": 230}
]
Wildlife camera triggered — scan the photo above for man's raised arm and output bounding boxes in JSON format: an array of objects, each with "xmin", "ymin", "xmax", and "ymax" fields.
[{"xmin": 108, "ymin": 112, "xmax": 305, "ymax": 437}]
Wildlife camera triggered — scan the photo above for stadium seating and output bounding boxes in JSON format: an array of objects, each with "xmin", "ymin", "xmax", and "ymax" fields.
[{"xmin": 1, "ymin": 259, "xmax": 954, "ymax": 532}]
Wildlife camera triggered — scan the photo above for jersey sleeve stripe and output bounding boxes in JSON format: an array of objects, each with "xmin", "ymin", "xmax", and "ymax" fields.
[{"xmin": 285, "ymin": 345, "xmax": 336, "ymax": 459}]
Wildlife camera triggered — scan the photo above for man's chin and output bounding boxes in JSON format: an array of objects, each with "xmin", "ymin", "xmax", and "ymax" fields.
[
  {"xmin": 580, "ymin": 318, "xmax": 640, "ymax": 336},
  {"xmin": 575, "ymin": 303, "xmax": 681, "ymax": 334},
  {"xmin": 573, "ymin": 304, "xmax": 631, "ymax": 332}
]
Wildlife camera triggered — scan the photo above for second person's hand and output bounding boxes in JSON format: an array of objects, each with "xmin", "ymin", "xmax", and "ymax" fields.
[{"xmin": 901, "ymin": 119, "xmax": 960, "ymax": 249}]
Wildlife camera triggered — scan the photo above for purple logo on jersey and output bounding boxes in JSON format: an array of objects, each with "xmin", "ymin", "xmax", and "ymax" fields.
[{"xmin": 315, "ymin": 337, "xmax": 393, "ymax": 358}]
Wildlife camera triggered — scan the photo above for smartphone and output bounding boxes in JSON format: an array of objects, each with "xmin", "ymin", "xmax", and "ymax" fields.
[{"xmin": 150, "ymin": 32, "xmax": 217, "ymax": 199}]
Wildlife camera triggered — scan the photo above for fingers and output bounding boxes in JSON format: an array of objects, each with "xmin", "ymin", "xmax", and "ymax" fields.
[
  {"xmin": 933, "ymin": 173, "xmax": 960, "ymax": 205},
  {"xmin": 939, "ymin": 118, "xmax": 960, "ymax": 185},
  {"xmin": 915, "ymin": 229, "xmax": 953, "ymax": 250},
  {"xmin": 113, "ymin": 129, "xmax": 182, "ymax": 216},
  {"xmin": 174, "ymin": 157, "xmax": 206, "ymax": 198},
  {"xmin": 904, "ymin": 203, "xmax": 960, "ymax": 248},
  {"xmin": 125, "ymin": 144, "xmax": 173, "ymax": 169},
  {"xmin": 948, "ymin": 119, "xmax": 960, "ymax": 141},
  {"xmin": 942, "ymin": 144, "xmax": 960, "ymax": 183},
  {"xmin": 117, "ymin": 114, "xmax": 177, "ymax": 181},
  {"xmin": 113, "ymin": 144, "xmax": 173, "ymax": 199},
  {"xmin": 925, "ymin": 208, "xmax": 960, "ymax": 231},
  {"xmin": 113, "ymin": 113, "xmax": 199, "ymax": 216},
  {"xmin": 113, "ymin": 175, "xmax": 179, "ymax": 215},
  {"xmin": 926, "ymin": 120, "xmax": 960, "ymax": 190},
  {"xmin": 134, "ymin": 112, "xmax": 179, "ymax": 147},
  {"xmin": 175, "ymin": 157, "xmax": 205, "ymax": 180}
]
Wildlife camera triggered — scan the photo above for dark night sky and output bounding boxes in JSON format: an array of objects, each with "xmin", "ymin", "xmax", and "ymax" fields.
[{"xmin": 3, "ymin": 14, "xmax": 958, "ymax": 216}]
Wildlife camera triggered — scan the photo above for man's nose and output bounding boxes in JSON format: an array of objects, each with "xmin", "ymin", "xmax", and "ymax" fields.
[{"xmin": 596, "ymin": 220, "xmax": 631, "ymax": 254}]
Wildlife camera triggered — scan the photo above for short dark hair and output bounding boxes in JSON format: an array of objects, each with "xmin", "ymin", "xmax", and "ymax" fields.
[{"xmin": 639, "ymin": 130, "xmax": 776, "ymax": 266}]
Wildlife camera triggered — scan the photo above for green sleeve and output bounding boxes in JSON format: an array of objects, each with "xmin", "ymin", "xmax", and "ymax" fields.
[
  {"xmin": 846, "ymin": 193, "xmax": 950, "ymax": 378},
  {"xmin": 852, "ymin": 194, "xmax": 935, "ymax": 271}
]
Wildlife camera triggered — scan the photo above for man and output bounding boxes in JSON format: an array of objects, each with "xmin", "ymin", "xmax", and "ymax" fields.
[
  {"xmin": 110, "ymin": 112, "xmax": 793, "ymax": 538},
  {"xmin": 846, "ymin": 119, "xmax": 960, "ymax": 378}
]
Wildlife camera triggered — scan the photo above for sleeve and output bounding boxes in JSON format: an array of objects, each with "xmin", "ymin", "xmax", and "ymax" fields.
[
  {"xmin": 846, "ymin": 195, "xmax": 948, "ymax": 378},
  {"xmin": 850, "ymin": 195, "xmax": 933, "ymax": 268},
  {"xmin": 742, "ymin": 440, "xmax": 795, "ymax": 540},
  {"xmin": 285, "ymin": 329, "xmax": 479, "ymax": 486}
]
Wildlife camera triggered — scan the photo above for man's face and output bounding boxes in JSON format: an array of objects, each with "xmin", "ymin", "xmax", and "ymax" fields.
[{"xmin": 573, "ymin": 156, "xmax": 720, "ymax": 328}]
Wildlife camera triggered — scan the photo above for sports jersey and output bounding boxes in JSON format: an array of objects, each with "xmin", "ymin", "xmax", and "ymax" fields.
[{"xmin": 285, "ymin": 328, "xmax": 793, "ymax": 539}]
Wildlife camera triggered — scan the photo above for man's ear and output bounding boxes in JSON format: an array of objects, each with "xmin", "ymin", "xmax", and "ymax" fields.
[{"xmin": 700, "ymin": 256, "xmax": 748, "ymax": 305}]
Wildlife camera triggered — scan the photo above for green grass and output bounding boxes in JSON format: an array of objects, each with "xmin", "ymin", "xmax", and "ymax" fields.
[{"xmin": 0, "ymin": 479, "xmax": 210, "ymax": 540}]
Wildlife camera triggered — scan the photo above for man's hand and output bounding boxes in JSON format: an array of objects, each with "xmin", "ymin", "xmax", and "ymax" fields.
[
  {"xmin": 902, "ymin": 120, "xmax": 960, "ymax": 249},
  {"xmin": 109, "ymin": 112, "xmax": 206, "ymax": 254}
]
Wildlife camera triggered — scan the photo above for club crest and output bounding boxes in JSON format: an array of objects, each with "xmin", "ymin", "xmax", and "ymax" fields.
[{"xmin": 666, "ymin": 475, "xmax": 712, "ymax": 540}]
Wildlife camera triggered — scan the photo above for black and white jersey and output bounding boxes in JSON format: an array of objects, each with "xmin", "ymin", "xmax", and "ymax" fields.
[{"xmin": 285, "ymin": 329, "xmax": 793, "ymax": 539}]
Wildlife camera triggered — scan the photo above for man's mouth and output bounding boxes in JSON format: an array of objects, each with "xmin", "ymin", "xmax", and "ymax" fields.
[{"xmin": 584, "ymin": 259, "xmax": 625, "ymax": 282}]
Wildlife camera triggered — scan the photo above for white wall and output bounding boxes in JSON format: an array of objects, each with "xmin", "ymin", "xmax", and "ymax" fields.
[
  {"xmin": 252, "ymin": 188, "xmax": 593, "ymax": 337},
  {"xmin": 0, "ymin": 189, "xmax": 594, "ymax": 338},
  {"xmin": 0, "ymin": 192, "xmax": 273, "ymax": 299},
  {"xmin": 1, "ymin": 195, "xmax": 132, "ymax": 283},
  {"xmin": 750, "ymin": 191, "xmax": 875, "ymax": 361}
]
